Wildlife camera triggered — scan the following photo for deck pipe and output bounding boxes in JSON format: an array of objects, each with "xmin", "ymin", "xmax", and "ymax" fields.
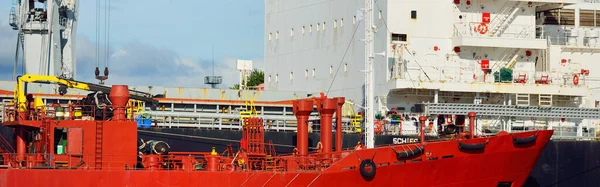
[
  {"xmin": 316, "ymin": 98, "xmax": 336, "ymax": 158},
  {"xmin": 334, "ymin": 97, "xmax": 345, "ymax": 152},
  {"xmin": 109, "ymin": 85, "xmax": 130, "ymax": 121},
  {"xmin": 292, "ymin": 99, "xmax": 314, "ymax": 156},
  {"xmin": 16, "ymin": 127, "xmax": 26, "ymax": 162},
  {"xmin": 419, "ymin": 116, "xmax": 427, "ymax": 144},
  {"xmin": 468, "ymin": 112, "xmax": 476, "ymax": 139}
]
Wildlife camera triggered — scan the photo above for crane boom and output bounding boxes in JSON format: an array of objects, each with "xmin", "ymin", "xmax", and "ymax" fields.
[{"xmin": 16, "ymin": 74, "xmax": 159, "ymax": 112}]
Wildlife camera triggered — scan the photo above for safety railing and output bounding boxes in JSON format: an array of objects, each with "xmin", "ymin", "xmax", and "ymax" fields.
[
  {"xmin": 453, "ymin": 23, "xmax": 538, "ymax": 39},
  {"xmin": 149, "ymin": 112, "xmax": 355, "ymax": 133},
  {"xmin": 403, "ymin": 65, "xmax": 585, "ymax": 87},
  {"xmin": 1, "ymin": 103, "xmax": 138, "ymax": 122}
]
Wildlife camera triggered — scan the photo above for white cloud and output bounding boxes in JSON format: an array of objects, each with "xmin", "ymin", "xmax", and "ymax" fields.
[
  {"xmin": 0, "ymin": 20, "xmax": 264, "ymax": 89},
  {"xmin": 74, "ymin": 37, "xmax": 262, "ymax": 88}
]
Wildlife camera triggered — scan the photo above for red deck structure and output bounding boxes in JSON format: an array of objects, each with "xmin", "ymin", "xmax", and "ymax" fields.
[{"xmin": 0, "ymin": 85, "xmax": 552, "ymax": 187}]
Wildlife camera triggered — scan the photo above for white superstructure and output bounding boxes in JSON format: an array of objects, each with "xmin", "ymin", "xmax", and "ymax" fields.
[{"xmin": 265, "ymin": 0, "xmax": 600, "ymax": 140}]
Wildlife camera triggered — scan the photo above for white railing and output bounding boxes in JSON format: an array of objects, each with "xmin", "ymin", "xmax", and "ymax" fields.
[
  {"xmin": 578, "ymin": 0, "xmax": 600, "ymax": 3},
  {"xmin": 402, "ymin": 65, "xmax": 585, "ymax": 86},
  {"xmin": 453, "ymin": 23, "xmax": 538, "ymax": 39}
]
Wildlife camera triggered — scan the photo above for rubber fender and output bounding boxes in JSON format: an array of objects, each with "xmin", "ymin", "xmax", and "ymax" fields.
[
  {"xmin": 359, "ymin": 159, "xmax": 377, "ymax": 178},
  {"xmin": 458, "ymin": 141, "xmax": 486, "ymax": 150},
  {"xmin": 395, "ymin": 146, "xmax": 424, "ymax": 160},
  {"xmin": 513, "ymin": 135, "xmax": 537, "ymax": 145}
]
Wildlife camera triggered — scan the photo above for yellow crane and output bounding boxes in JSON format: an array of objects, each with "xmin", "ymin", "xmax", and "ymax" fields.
[{"xmin": 14, "ymin": 74, "xmax": 159, "ymax": 113}]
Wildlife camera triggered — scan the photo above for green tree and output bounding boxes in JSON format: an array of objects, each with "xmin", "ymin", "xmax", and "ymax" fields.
[{"xmin": 230, "ymin": 69, "xmax": 264, "ymax": 89}]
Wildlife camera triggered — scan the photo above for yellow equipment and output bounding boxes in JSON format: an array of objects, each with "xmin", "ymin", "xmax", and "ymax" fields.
[
  {"xmin": 14, "ymin": 74, "xmax": 159, "ymax": 113},
  {"xmin": 239, "ymin": 91, "xmax": 258, "ymax": 124}
]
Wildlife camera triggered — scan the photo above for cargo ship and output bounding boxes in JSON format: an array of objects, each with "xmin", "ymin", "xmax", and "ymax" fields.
[
  {"xmin": 0, "ymin": 82, "xmax": 553, "ymax": 186},
  {"xmin": 3, "ymin": 0, "xmax": 600, "ymax": 186}
]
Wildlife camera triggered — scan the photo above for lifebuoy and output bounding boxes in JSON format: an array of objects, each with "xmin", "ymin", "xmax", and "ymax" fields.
[
  {"xmin": 374, "ymin": 121, "xmax": 383, "ymax": 133},
  {"xmin": 359, "ymin": 159, "xmax": 377, "ymax": 178},
  {"xmin": 573, "ymin": 75, "xmax": 579, "ymax": 85},
  {"xmin": 474, "ymin": 23, "xmax": 488, "ymax": 34}
]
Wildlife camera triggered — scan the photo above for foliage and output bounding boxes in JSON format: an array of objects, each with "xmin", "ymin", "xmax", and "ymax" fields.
[{"xmin": 230, "ymin": 69, "xmax": 264, "ymax": 89}]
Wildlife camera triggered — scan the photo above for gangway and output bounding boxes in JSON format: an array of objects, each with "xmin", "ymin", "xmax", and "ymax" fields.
[{"xmin": 422, "ymin": 103, "xmax": 600, "ymax": 119}]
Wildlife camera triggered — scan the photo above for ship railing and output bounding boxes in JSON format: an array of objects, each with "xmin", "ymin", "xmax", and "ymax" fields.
[
  {"xmin": 404, "ymin": 65, "xmax": 587, "ymax": 86},
  {"xmin": 479, "ymin": 123, "xmax": 598, "ymax": 140},
  {"xmin": 453, "ymin": 23, "xmax": 537, "ymax": 39},
  {"xmin": 1, "ymin": 103, "xmax": 138, "ymax": 122},
  {"xmin": 148, "ymin": 112, "xmax": 354, "ymax": 133}
]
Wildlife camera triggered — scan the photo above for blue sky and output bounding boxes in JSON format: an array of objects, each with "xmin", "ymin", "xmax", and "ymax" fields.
[{"xmin": 0, "ymin": 0, "xmax": 265, "ymax": 87}]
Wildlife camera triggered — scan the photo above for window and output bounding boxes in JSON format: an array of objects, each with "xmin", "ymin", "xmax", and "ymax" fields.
[
  {"xmin": 305, "ymin": 70, "xmax": 308, "ymax": 79},
  {"xmin": 323, "ymin": 22, "xmax": 326, "ymax": 30},
  {"xmin": 334, "ymin": 20, "xmax": 338, "ymax": 28},
  {"xmin": 312, "ymin": 68, "xmax": 316, "ymax": 77},
  {"xmin": 290, "ymin": 72, "xmax": 294, "ymax": 80},
  {"xmin": 411, "ymin": 10, "xmax": 417, "ymax": 19},
  {"xmin": 310, "ymin": 24, "xmax": 313, "ymax": 33},
  {"xmin": 353, "ymin": 16, "xmax": 356, "ymax": 24},
  {"xmin": 330, "ymin": 66, "xmax": 333, "ymax": 75},
  {"xmin": 276, "ymin": 31, "xmax": 280, "ymax": 39},
  {"xmin": 291, "ymin": 28, "xmax": 294, "ymax": 36},
  {"xmin": 379, "ymin": 11, "xmax": 383, "ymax": 19},
  {"xmin": 317, "ymin": 23, "xmax": 320, "ymax": 31},
  {"xmin": 268, "ymin": 75, "xmax": 272, "ymax": 83},
  {"xmin": 276, "ymin": 74, "xmax": 279, "ymax": 83},
  {"xmin": 344, "ymin": 63, "xmax": 348, "ymax": 72},
  {"xmin": 302, "ymin": 26, "xmax": 306, "ymax": 35},
  {"xmin": 341, "ymin": 19, "xmax": 344, "ymax": 27},
  {"xmin": 268, "ymin": 33, "xmax": 272, "ymax": 41},
  {"xmin": 392, "ymin": 33, "xmax": 408, "ymax": 42}
]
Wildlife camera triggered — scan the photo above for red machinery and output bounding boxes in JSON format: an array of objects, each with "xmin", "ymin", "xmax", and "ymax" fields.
[{"xmin": 0, "ymin": 87, "xmax": 553, "ymax": 187}]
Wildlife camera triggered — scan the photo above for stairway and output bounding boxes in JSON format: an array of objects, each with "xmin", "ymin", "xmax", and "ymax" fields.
[
  {"xmin": 488, "ymin": 2, "xmax": 522, "ymax": 37},
  {"xmin": 490, "ymin": 48, "xmax": 520, "ymax": 74},
  {"xmin": 95, "ymin": 122, "xmax": 103, "ymax": 169}
]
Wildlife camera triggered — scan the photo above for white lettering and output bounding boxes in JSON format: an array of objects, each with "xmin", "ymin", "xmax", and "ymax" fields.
[{"xmin": 392, "ymin": 138, "xmax": 420, "ymax": 144}]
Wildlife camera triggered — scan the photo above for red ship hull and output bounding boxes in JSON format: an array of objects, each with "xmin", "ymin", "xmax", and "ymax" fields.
[{"xmin": 0, "ymin": 130, "xmax": 552, "ymax": 187}]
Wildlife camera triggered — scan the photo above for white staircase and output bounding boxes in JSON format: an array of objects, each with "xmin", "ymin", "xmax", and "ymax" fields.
[
  {"xmin": 488, "ymin": 2, "xmax": 522, "ymax": 37},
  {"xmin": 491, "ymin": 48, "xmax": 520, "ymax": 74}
]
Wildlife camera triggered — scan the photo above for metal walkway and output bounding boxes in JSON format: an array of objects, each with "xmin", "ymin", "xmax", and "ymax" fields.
[{"xmin": 422, "ymin": 103, "xmax": 600, "ymax": 119}]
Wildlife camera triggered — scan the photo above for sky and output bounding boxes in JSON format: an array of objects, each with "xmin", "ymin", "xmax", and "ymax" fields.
[{"xmin": 0, "ymin": 0, "xmax": 264, "ymax": 88}]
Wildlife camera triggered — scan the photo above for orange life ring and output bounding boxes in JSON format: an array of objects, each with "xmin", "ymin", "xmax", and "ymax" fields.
[
  {"xmin": 375, "ymin": 121, "xmax": 383, "ymax": 133},
  {"xmin": 474, "ymin": 23, "xmax": 488, "ymax": 34},
  {"xmin": 573, "ymin": 75, "xmax": 579, "ymax": 85}
]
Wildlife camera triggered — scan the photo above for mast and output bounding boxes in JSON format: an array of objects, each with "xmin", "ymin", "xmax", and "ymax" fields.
[{"xmin": 364, "ymin": 0, "xmax": 375, "ymax": 148}]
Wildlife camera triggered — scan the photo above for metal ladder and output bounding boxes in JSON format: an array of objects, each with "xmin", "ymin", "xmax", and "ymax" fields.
[
  {"xmin": 488, "ymin": 1, "xmax": 522, "ymax": 37},
  {"xmin": 490, "ymin": 48, "xmax": 520, "ymax": 75},
  {"xmin": 95, "ymin": 122, "xmax": 104, "ymax": 170}
]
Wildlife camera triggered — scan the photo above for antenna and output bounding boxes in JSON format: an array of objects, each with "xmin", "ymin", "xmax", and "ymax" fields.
[{"xmin": 204, "ymin": 45, "xmax": 222, "ymax": 89}]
